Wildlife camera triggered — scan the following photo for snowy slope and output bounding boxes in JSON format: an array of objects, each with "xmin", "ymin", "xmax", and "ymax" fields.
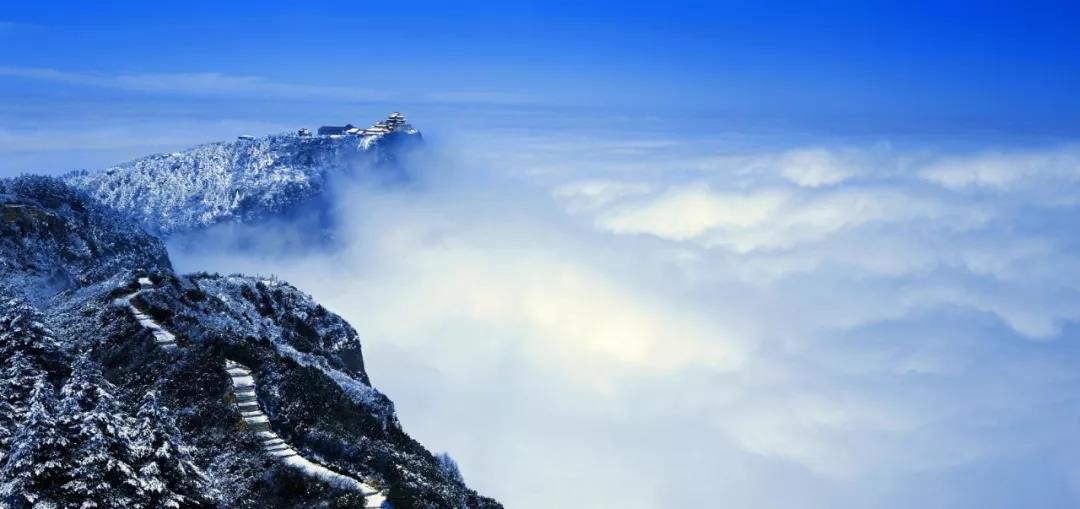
[
  {"xmin": 225, "ymin": 359, "xmax": 387, "ymax": 508},
  {"xmin": 0, "ymin": 176, "xmax": 171, "ymax": 304},
  {"xmin": 138, "ymin": 272, "xmax": 397, "ymax": 426},
  {"xmin": 64, "ymin": 128, "xmax": 421, "ymax": 236}
]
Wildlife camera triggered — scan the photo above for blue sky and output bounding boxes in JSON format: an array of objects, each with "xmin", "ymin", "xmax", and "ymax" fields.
[
  {"xmin": 2, "ymin": 1, "xmax": 1079, "ymax": 145},
  {"xmin": 6, "ymin": 3, "xmax": 1080, "ymax": 508}
]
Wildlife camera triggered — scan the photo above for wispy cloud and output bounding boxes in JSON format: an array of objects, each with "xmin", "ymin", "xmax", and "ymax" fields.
[
  {"xmin": 919, "ymin": 146, "xmax": 1080, "ymax": 190},
  {"xmin": 593, "ymin": 184, "xmax": 990, "ymax": 252},
  {"xmin": 422, "ymin": 91, "xmax": 537, "ymax": 105},
  {"xmin": 0, "ymin": 66, "xmax": 396, "ymax": 102},
  {"xmin": 0, "ymin": 66, "xmax": 537, "ymax": 106}
]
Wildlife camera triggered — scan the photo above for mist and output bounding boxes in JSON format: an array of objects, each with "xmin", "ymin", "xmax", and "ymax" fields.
[{"xmin": 169, "ymin": 124, "xmax": 1080, "ymax": 509}]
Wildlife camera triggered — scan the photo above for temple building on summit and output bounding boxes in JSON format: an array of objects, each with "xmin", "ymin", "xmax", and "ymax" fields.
[{"xmin": 316, "ymin": 112, "xmax": 409, "ymax": 138}]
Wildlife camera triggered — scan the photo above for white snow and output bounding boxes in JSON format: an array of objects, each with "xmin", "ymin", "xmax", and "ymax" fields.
[
  {"xmin": 64, "ymin": 129, "xmax": 419, "ymax": 235},
  {"xmin": 115, "ymin": 281, "xmax": 177, "ymax": 349},
  {"xmin": 272, "ymin": 342, "xmax": 390, "ymax": 424},
  {"xmin": 231, "ymin": 375, "xmax": 254, "ymax": 387}
]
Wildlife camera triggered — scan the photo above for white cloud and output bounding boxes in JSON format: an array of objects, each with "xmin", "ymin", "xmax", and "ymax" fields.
[
  {"xmin": 166, "ymin": 124, "xmax": 1080, "ymax": 509},
  {"xmin": 595, "ymin": 183, "xmax": 787, "ymax": 241},
  {"xmin": 552, "ymin": 179, "xmax": 652, "ymax": 212},
  {"xmin": 590, "ymin": 184, "xmax": 989, "ymax": 252},
  {"xmin": 777, "ymin": 148, "xmax": 857, "ymax": 187},
  {"xmin": 920, "ymin": 146, "xmax": 1080, "ymax": 189},
  {"xmin": 331, "ymin": 186, "xmax": 746, "ymax": 381}
]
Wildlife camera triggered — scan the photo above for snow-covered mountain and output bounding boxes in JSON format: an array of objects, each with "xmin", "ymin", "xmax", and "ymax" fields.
[
  {"xmin": 64, "ymin": 124, "xmax": 421, "ymax": 237},
  {"xmin": 0, "ymin": 176, "xmax": 171, "ymax": 304},
  {"xmin": 0, "ymin": 168, "xmax": 499, "ymax": 505}
]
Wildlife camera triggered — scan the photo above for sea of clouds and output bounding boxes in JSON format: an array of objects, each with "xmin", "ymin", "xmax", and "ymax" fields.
[{"xmin": 154, "ymin": 117, "xmax": 1080, "ymax": 508}]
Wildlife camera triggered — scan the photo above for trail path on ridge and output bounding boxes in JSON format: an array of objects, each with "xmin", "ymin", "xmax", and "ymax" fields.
[
  {"xmin": 116, "ymin": 276, "xmax": 387, "ymax": 508},
  {"xmin": 114, "ymin": 277, "xmax": 177, "ymax": 349}
]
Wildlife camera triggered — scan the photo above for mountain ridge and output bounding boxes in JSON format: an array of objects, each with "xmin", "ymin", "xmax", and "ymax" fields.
[{"xmin": 64, "ymin": 120, "xmax": 422, "ymax": 237}]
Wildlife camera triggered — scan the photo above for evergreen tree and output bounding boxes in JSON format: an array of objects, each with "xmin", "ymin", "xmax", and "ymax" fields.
[
  {"xmin": 0, "ymin": 299, "xmax": 58, "ymax": 362},
  {"xmin": 0, "ymin": 375, "xmax": 70, "ymax": 508},
  {"xmin": 0, "ymin": 352, "xmax": 43, "ymax": 465},
  {"xmin": 59, "ymin": 355, "xmax": 145, "ymax": 508},
  {"xmin": 134, "ymin": 390, "xmax": 209, "ymax": 508},
  {"xmin": 436, "ymin": 452, "xmax": 464, "ymax": 483},
  {"xmin": 0, "ymin": 299, "xmax": 57, "ymax": 466}
]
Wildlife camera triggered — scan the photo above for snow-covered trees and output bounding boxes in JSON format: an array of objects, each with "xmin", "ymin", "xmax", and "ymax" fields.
[
  {"xmin": 63, "ymin": 126, "xmax": 421, "ymax": 237},
  {"xmin": 58, "ymin": 355, "xmax": 144, "ymax": 507},
  {"xmin": 0, "ymin": 299, "xmax": 57, "ymax": 466},
  {"xmin": 0, "ymin": 292, "xmax": 214, "ymax": 508},
  {"xmin": 0, "ymin": 376, "xmax": 70, "ymax": 508},
  {"xmin": 0, "ymin": 353, "xmax": 41, "ymax": 465},
  {"xmin": 0, "ymin": 298, "xmax": 58, "ymax": 362},
  {"xmin": 2, "ymin": 357, "xmax": 214, "ymax": 508},
  {"xmin": 64, "ymin": 134, "xmax": 355, "ymax": 236},
  {"xmin": 134, "ymin": 390, "xmax": 208, "ymax": 508},
  {"xmin": 436, "ymin": 452, "xmax": 464, "ymax": 483},
  {"xmin": 0, "ymin": 177, "xmax": 170, "ymax": 301}
]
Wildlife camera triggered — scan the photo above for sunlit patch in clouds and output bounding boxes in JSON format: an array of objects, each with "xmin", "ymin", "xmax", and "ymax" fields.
[
  {"xmin": 595, "ymin": 184, "xmax": 788, "ymax": 242},
  {"xmin": 332, "ymin": 216, "xmax": 745, "ymax": 389},
  {"xmin": 172, "ymin": 125, "xmax": 1080, "ymax": 508}
]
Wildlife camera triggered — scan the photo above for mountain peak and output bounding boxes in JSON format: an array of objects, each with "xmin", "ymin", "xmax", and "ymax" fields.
[{"xmin": 64, "ymin": 114, "xmax": 422, "ymax": 237}]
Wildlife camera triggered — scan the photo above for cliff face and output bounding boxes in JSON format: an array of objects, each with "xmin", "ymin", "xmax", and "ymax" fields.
[
  {"xmin": 64, "ymin": 129, "xmax": 422, "ymax": 237},
  {"xmin": 0, "ymin": 157, "xmax": 498, "ymax": 507}
]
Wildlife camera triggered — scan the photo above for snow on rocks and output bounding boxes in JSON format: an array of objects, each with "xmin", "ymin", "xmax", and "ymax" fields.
[
  {"xmin": 113, "ymin": 279, "xmax": 177, "ymax": 349},
  {"xmin": 224, "ymin": 359, "xmax": 386, "ymax": 508},
  {"xmin": 64, "ymin": 126, "xmax": 421, "ymax": 237},
  {"xmin": 191, "ymin": 274, "xmax": 397, "ymax": 427}
]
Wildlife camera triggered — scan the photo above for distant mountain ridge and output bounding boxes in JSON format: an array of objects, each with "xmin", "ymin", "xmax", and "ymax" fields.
[{"xmin": 64, "ymin": 119, "xmax": 421, "ymax": 237}]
